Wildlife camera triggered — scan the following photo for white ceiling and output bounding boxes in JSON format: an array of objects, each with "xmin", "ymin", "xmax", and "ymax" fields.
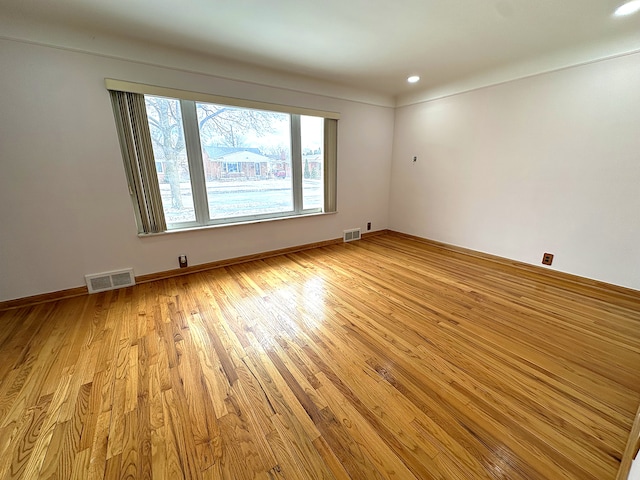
[{"xmin": 2, "ymin": 0, "xmax": 640, "ymax": 100}]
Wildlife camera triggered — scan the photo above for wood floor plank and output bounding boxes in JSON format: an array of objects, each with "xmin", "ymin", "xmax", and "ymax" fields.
[
  {"xmin": 86, "ymin": 410, "xmax": 111, "ymax": 480},
  {"xmin": 0, "ymin": 232, "xmax": 638, "ymax": 479}
]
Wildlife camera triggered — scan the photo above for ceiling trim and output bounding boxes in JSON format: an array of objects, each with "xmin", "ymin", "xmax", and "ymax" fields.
[
  {"xmin": 397, "ymin": 45, "xmax": 640, "ymax": 107},
  {"xmin": 0, "ymin": 15, "xmax": 396, "ymax": 108}
]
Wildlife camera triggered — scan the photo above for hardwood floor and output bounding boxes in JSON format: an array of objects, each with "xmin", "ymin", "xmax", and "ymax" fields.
[{"xmin": 0, "ymin": 232, "xmax": 639, "ymax": 479}]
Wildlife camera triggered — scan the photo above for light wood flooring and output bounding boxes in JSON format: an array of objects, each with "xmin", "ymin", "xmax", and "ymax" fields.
[{"xmin": 1, "ymin": 232, "xmax": 639, "ymax": 479}]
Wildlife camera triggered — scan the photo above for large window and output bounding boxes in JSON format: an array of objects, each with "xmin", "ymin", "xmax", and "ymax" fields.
[{"xmin": 108, "ymin": 80, "xmax": 338, "ymax": 234}]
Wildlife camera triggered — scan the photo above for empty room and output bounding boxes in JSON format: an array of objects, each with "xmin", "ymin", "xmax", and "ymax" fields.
[{"xmin": 1, "ymin": 1, "xmax": 639, "ymax": 479}]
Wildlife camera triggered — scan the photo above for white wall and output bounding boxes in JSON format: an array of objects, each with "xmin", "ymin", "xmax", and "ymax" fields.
[
  {"xmin": 390, "ymin": 52, "xmax": 640, "ymax": 290},
  {"xmin": 0, "ymin": 38, "xmax": 394, "ymax": 301},
  {"xmin": 3, "ymin": 35, "xmax": 639, "ymax": 302}
]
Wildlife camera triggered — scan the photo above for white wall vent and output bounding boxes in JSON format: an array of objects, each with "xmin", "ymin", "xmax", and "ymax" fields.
[
  {"xmin": 343, "ymin": 228, "xmax": 361, "ymax": 242},
  {"xmin": 85, "ymin": 268, "xmax": 135, "ymax": 293}
]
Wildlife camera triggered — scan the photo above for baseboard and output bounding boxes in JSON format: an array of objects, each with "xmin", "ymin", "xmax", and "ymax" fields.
[
  {"xmin": 386, "ymin": 231, "xmax": 640, "ymax": 306},
  {"xmin": 135, "ymin": 236, "xmax": 344, "ymax": 284},
  {"xmin": 361, "ymin": 229, "xmax": 391, "ymax": 239},
  {"xmin": 3, "ymin": 228, "xmax": 636, "ymax": 311},
  {"xmin": 0, "ymin": 236, "xmax": 347, "ymax": 310},
  {"xmin": 0, "ymin": 286, "xmax": 89, "ymax": 311}
]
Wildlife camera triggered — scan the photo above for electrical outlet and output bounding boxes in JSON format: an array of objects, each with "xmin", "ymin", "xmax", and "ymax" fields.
[
  {"xmin": 179, "ymin": 254, "xmax": 188, "ymax": 268},
  {"xmin": 542, "ymin": 253, "xmax": 554, "ymax": 266},
  {"xmin": 367, "ymin": 222, "xmax": 371, "ymax": 231}
]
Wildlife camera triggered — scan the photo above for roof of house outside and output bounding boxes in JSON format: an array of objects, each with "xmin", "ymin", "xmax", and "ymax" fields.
[
  {"xmin": 203, "ymin": 146, "xmax": 261, "ymax": 159},
  {"xmin": 210, "ymin": 150, "xmax": 272, "ymax": 164}
]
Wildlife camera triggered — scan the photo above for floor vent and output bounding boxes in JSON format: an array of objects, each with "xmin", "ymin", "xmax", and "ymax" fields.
[
  {"xmin": 85, "ymin": 268, "xmax": 135, "ymax": 294},
  {"xmin": 343, "ymin": 228, "xmax": 362, "ymax": 242}
]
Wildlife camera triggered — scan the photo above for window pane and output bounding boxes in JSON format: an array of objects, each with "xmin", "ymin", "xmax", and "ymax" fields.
[
  {"xmin": 301, "ymin": 116, "xmax": 324, "ymax": 210},
  {"xmin": 196, "ymin": 102, "xmax": 293, "ymax": 220},
  {"xmin": 144, "ymin": 96, "xmax": 195, "ymax": 223}
]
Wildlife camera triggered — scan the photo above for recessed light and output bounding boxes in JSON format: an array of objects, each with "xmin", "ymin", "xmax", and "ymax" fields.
[
  {"xmin": 614, "ymin": 0, "xmax": 640, "ymax": 16},
  {"xmin": 407, "ymin": 75, "xmax": 420, "ymax": 84}
]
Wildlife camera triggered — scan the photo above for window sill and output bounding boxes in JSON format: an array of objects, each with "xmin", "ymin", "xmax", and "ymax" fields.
[{"xmin": 137, "ymin": 210, "xmax": 337, "ymax": 237}]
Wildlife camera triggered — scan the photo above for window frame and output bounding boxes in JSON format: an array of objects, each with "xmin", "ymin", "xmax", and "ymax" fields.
[{"xmin": 107, "ymin": 79, "xmax": 339, "ymax": 235}]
